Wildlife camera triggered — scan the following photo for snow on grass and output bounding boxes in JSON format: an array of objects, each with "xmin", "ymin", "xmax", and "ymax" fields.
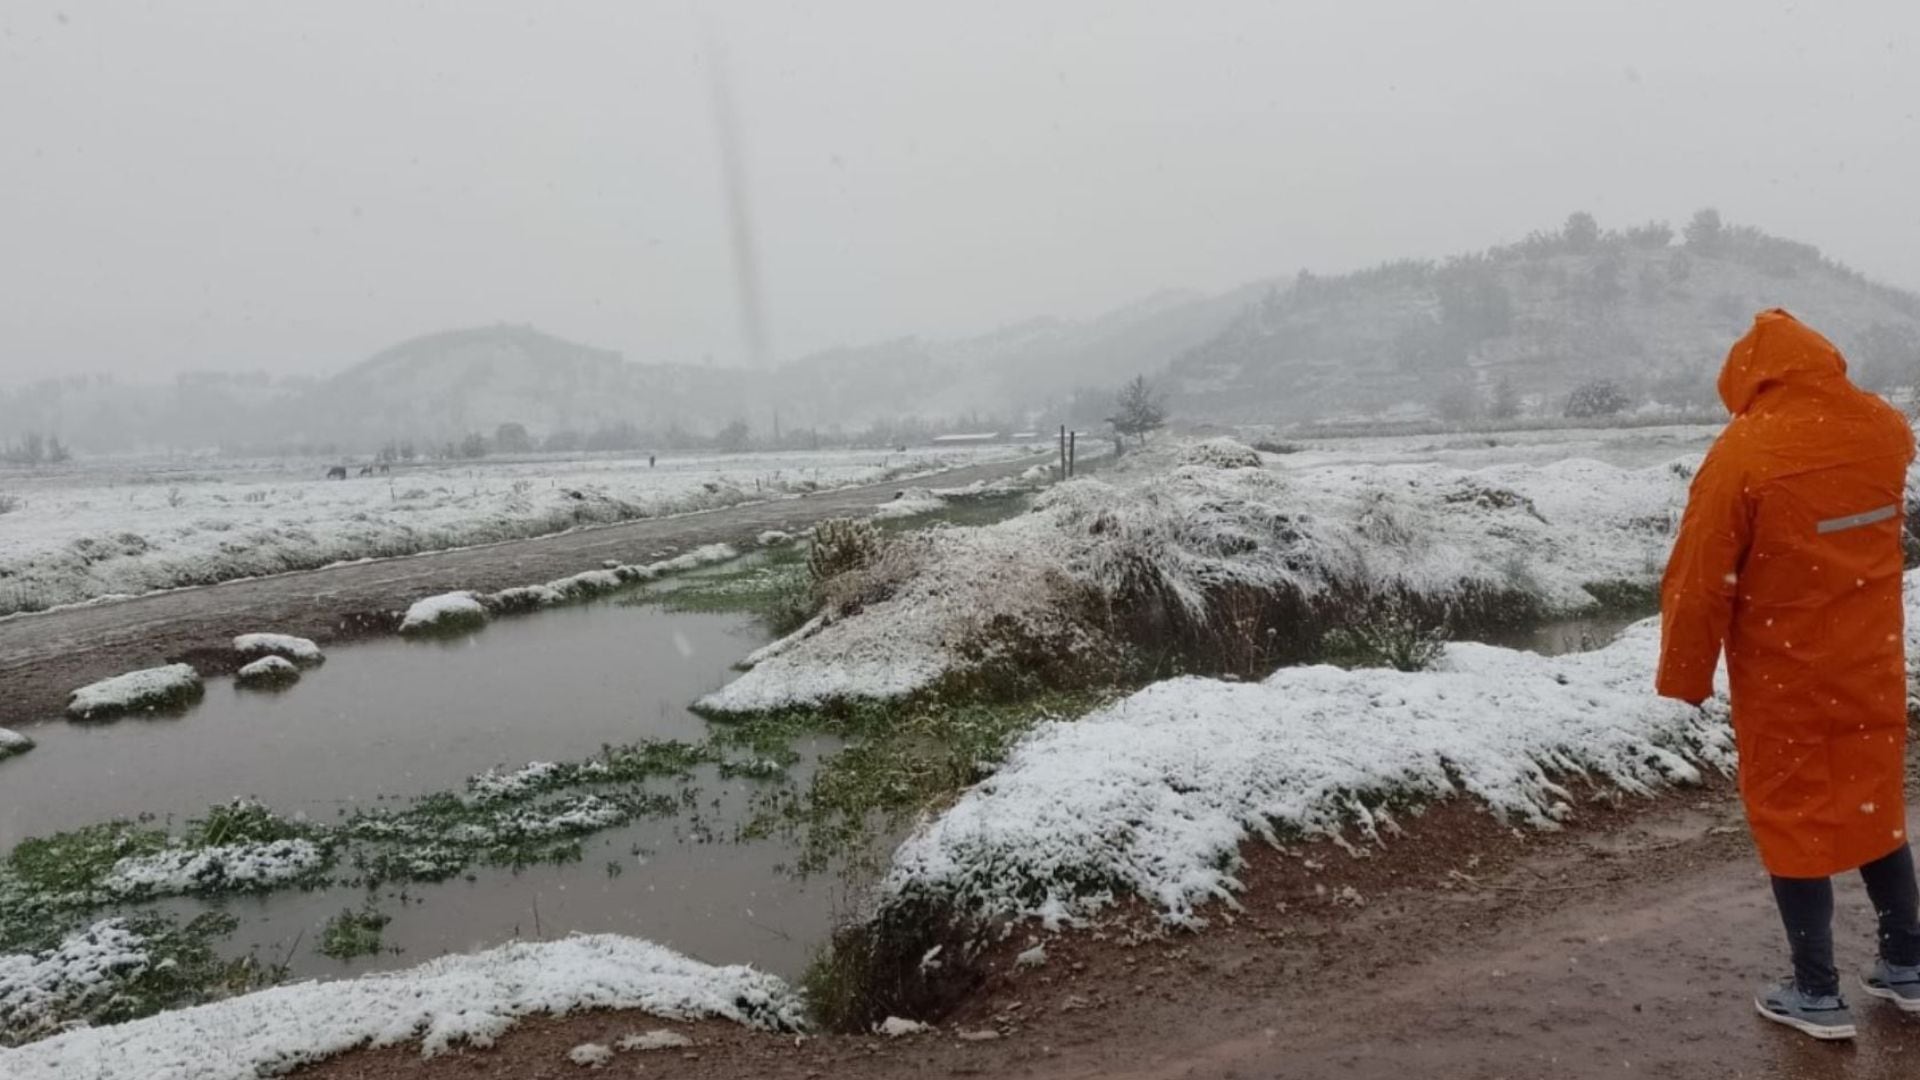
[
  {"xmin": 618, "ymin": 1029, "xmax": 694, "ymax": 1051},
  {"xmin": 0, "ymin": 728, "xmax": 30, "ymax": 760},
  {"xmin": 67, "ymin": 665, "xmax": 203, "ymax": 721},
  {"xmin": 398, "ymin": 592, "xmax": 488, "ymax": 635},
  {"xmin": 0, "ymin": 447, "xmax": 1033, "ymax": 617},
  {"xmin": 882, "ymin": 619, "xmax": 1732, "ymax": 928},
  {"xmin": 0, "ymin": 919, "xmax": 152, "ymax": 1047},
  {"xmin": 0, "ymin": 933, "xmax": 804, "ymax": 1080},
  {"xmin": 698, "ymin": 440, "xmax": 1693, "ymax": 715},
  {"xmin": 231, "ymin": 633, "xmax": 323, "ymax": 665},
  {"xmin": 235, "ymin": 656, "xmax": 300, "ymax": 686},
  {"xmin": 758, "ymin": 530, "xmax": 795, "ymax": 547},
  {"xmin": 100, "ymin": 839, "xmax": 329, "ymax": 900}
]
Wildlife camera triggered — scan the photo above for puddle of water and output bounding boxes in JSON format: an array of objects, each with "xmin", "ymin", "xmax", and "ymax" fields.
[
  {"xmin": 1471, "ymin": 610, "xmax": 1652, "ymax": 656},
  {"xmin": 0, "ymin": 600, "xmax": 859, "ymax": 981}
]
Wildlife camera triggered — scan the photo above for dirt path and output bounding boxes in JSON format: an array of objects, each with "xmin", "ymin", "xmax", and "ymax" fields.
[
  {"xmin": 0, "ymin": 456, "xmax": 1039, "ymax": 729},
  {"xmin": 301, "ymin": 780, "xmax": 1920, "ymax": 1080}
]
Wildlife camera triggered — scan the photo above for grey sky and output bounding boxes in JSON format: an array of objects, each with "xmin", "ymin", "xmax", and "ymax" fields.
[{"xmin": 3, "ymin": 0, "xmax": 1918, "ymax": 384}]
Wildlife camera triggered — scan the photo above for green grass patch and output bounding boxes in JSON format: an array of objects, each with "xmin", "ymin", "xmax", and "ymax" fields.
[
  {"xmin": 318, "ymin": 903, "xmax": 393, "ymax": 961},
  {"xmin": 735, "ymin": 693, "xmax": 1106, "ymax": 876}
]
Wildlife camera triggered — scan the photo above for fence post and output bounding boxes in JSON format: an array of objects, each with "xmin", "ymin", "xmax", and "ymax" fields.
[{"xmin": 1068, "ymin": 431, "xmax": 1077, "ymax": 477}]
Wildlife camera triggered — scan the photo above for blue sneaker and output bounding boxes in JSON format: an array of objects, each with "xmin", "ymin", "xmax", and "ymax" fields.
[
  {"xmin": 1755, "ymin": 980, "xmax": 1856, "ymax": 1040},
  {"xmin": 1861, "ymin": 959, "xmax": 1920, "ymax": 1013}
]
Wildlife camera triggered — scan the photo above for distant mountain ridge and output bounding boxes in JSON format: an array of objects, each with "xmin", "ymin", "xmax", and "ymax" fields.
[
  {"xmin": 1166, "ymin": 212, "xmax": 1920, "ymax": 424},
  {"xmin": 6, "ymin": 212, "xmax": 1918, "ymax": 452}
]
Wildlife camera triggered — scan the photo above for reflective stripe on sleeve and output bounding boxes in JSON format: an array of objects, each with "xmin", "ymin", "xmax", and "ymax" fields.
[{"xmin": 1815, "ymin": 505, "xmax": 1899, "ymax": 534}]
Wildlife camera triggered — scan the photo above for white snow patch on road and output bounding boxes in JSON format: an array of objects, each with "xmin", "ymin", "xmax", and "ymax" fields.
[
  {"xmin": 884, "ymin": 619, "xmax": 1734, "ymax": 927},
  {"xmin": 67, "ymin": 664, "xmax": 202, "ymax": 720},
  {"xmin": 398, "ymin": 592, "xmax": 488, "ymax": 634},
  {"xmin": 617, "ymin": 1029, "xmax": 694, "ymax": 1051},
  {"xmin": 0, "ymin": 934, "xmax": 803, "ymax": 1080},
  {"xmin": 232, "ymin": 633, "xmax": 324, "ymax": 665}
]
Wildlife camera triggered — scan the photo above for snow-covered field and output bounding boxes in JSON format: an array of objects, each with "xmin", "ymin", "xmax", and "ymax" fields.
[
  {"xmin": 0, "ymin": 933, "xmax": 801, "ymax": 1080},
  {"xmin": 0, "ymin": 447, "xmax": 1031, "ymax": 616},
  {"xmin": 699, "ymin": 436, "xmax": 1700, "ymax": 715}
]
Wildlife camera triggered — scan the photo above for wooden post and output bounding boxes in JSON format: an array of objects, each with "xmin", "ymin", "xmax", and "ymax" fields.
[
  {"xmin": 1059, "ymin": 424, "xmax": 1067, "ymax": 479},
  {"xmin": 1068, "ymin": 430, "xmax": 1077, "ymax": 477}
]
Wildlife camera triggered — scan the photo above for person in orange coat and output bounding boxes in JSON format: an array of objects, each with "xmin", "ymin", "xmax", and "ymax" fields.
[{"xmin": 1659, "ymin": 309, "xmax": 1920, "ymax": 1040}]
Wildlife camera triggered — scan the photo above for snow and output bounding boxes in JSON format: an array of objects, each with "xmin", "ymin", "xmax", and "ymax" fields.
[
  {"xmin": 872, "ymin": 489, "xmax": 949, "ymax": 521},
  {"xmin": 617, "ymin": 1029, "xmax": 694, "ymax": 1051},
  {"xmin": 877, "ymin": 1016, "xmax": 933, "ymax": 1037},
  {"xmin": 0, "ymin": 727, "xmax": 31, "ymax": 759},
  {"xmin": 231, "ymin": 633, "xmax": 323, "ymax": 665},
  {"xmin": 100, "ymin": 839, "xmax": 327, "ymax": 900},
  {"xmin": 0, "ymin": 447, "xmax": 1032, "ymax": 617},
  {"xmin": 235, "ymin": 656, "xmax": 300, "ymax": 685},
  {"xmin": 67, "ymin": 664, "xmax": 203, "ymax": 720},
  {"xmin": 477, "ymin": 543, "xmax": 739, "ymax": 616},
  {"xmin": 698, "ymin": 441, "xmax": 1694, "ymax": 715},
  {"xmin": 757, "ymin": 530, "xmax": 795, "ymax": 547},
  {"xmin": 0, "ymin": 919, "xmax": 151, "ymax": 1047},
  {"xmin": 398, "ymin": 591, "xmax": 488, "ymax": 634},
  {"xmin": 568, "ymin": 1043, "xmax": 614, "ymax": 1068},
  {"xmin": 0, "ymin": 933, "xmax": 804, "ymax": 1080},
  {"xmin": 882, "ymin": 619, "xmax": 1732, "ymax": 928}
]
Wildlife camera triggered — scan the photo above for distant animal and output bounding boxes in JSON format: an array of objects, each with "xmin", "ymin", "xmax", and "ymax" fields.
[
  {"xmin": 326, "ymin": 466, "xmax": 348, "ymax": 480},
  {"xmin": 378, "ymin": 463, "xmax": 392, "ymax": 475},
  {"xmin": 359, "ymin": 465, "xmax": 375, "ymax": 477},
  {"xmin": 648, "ymin": 455, "xmax": 656, "ymax": 468}
]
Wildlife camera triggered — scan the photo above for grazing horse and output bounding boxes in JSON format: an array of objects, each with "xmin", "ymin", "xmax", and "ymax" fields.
[
  {"xmin": 377, "ymin": 463, "xmax": 392, "ymax": 475},
  {"xmin": 359, "ymin": 465, "xmax": 375, "ymax": 477},
  {"xmin": 326, "ymin": 465, "xmax": 348, "ymax": 480}
]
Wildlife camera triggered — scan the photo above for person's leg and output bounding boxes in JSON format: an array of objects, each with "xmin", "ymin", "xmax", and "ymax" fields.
[
  {"xmin": 1771, "ymin": 874, "xmax": 1839, "ymax": 996},
  {"xmin": 1858, "ymin": 843, "xmax": 1920, "ymax": 966}
]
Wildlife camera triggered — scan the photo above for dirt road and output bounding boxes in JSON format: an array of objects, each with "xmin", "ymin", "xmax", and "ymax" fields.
[
  {"xmin": 0, "ymin": 456, "xmax": 1039, "ymax": 728},
  {"xmin": 303, "ymin": 779, "xmax": 1920, "ymax": 1080}
]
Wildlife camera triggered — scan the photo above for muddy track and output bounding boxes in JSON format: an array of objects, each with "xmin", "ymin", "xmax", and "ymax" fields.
[
  {"xmin": 300, "ymin": 777, "xmax": 1920, "ymax": 1080},
  {"xmin": 0, "ymin": 456, "xmax": 1041, "ymax": 729}
]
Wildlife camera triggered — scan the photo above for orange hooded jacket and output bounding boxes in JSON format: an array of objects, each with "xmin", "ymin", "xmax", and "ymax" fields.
[{"xmin": 1658, "ymin": 309, "xmax": 1915, "ymax": 878}]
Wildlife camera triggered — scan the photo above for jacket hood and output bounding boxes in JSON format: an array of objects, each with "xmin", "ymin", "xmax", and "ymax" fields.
[{"xmin": 1718, "ymin": 308, "xmax": 1848, "ymax": 415}]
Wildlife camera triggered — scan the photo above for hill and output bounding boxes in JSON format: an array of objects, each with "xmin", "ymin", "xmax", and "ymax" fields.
[{"xmin": 1166, "ymin": 211, "xmax": 1920, "ymax": 425}]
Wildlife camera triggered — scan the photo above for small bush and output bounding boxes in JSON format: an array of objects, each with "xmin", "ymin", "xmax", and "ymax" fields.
[
  {"xmin": 808, "ymin": 519, "xmax": 885, "ymax": 596},
  {"xmin": 1321, "ymin": 594, "xmax": 1450, "ymax": 672},
  {"xmin": 802, "ymin": 895, "xmax": 986, "ymax": 1034},
  {"xmin": 0, "ymin": 494, "xmax": 18, "ymax": 515}
]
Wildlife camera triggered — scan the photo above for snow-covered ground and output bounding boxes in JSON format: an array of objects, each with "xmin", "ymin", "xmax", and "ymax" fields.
[
  {"xmin": 699, "ymin": 438, "xmax": 1697, "ymax": 715},
  {"xmin": 882, "ymin": 618, "xmax": 1733, "ymax": 927},
  {"xmin": 0, "ymin": 728, "xmax": 30, "ymax": 759},
  {"xmin": 0, "ymin": 447, "xmax": 1031, "ymax": 616},
  {"xmin": 0, "ymin": 932, "xmax": 802, "ymax": 1080}
]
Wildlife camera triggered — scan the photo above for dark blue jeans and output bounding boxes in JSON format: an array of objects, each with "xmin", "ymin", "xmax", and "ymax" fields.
[{"xmin": 1772, "ymin": 843, "xmax": 1920, "ymax": 997}]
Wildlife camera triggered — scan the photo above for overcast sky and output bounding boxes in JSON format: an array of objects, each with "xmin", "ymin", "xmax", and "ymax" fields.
[{"xmin": 3, "ymin": 0, "xmax": 1918, "ymax": 384}]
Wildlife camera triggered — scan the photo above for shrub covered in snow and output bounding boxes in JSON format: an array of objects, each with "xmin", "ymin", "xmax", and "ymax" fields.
[
  {"xmin": 234, "ymin": 656, "xmax": 300, "ymax": 687},
  {"xmin": 1176, "ymin": 437, "xmax": 1264, "ymax": 470},
  {"xmin": 698, "ymin": 450, "xmax": 1693, "ymax": 715},
  {"xmin": 231, "ymin": 633, "xmax": 323, "ymax": 666},
  {"xmin": 568, "ymin": 1042, "xmax": 614, "ymax": 1068},
  {"xmin": 807, "ymin": 519, "xmax": 884, "ymax": 593},
  {"xmin": 398, "ymin": 592, "xmax": 488, "ymax": 636},
  {"xmin": 883, "ymin": 619, "xmax": 1731, "ymax": 928},
  {"xmin": 67, "ymin": 665, "xmax": 203, "ymax": 721},
  {"xmin": 0, "ymin": 728, "xmax": 30, "ymax": 760},
  {"xmin": 0, "ymin": 933, "xmax": 804, "ymax": 1078}
]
